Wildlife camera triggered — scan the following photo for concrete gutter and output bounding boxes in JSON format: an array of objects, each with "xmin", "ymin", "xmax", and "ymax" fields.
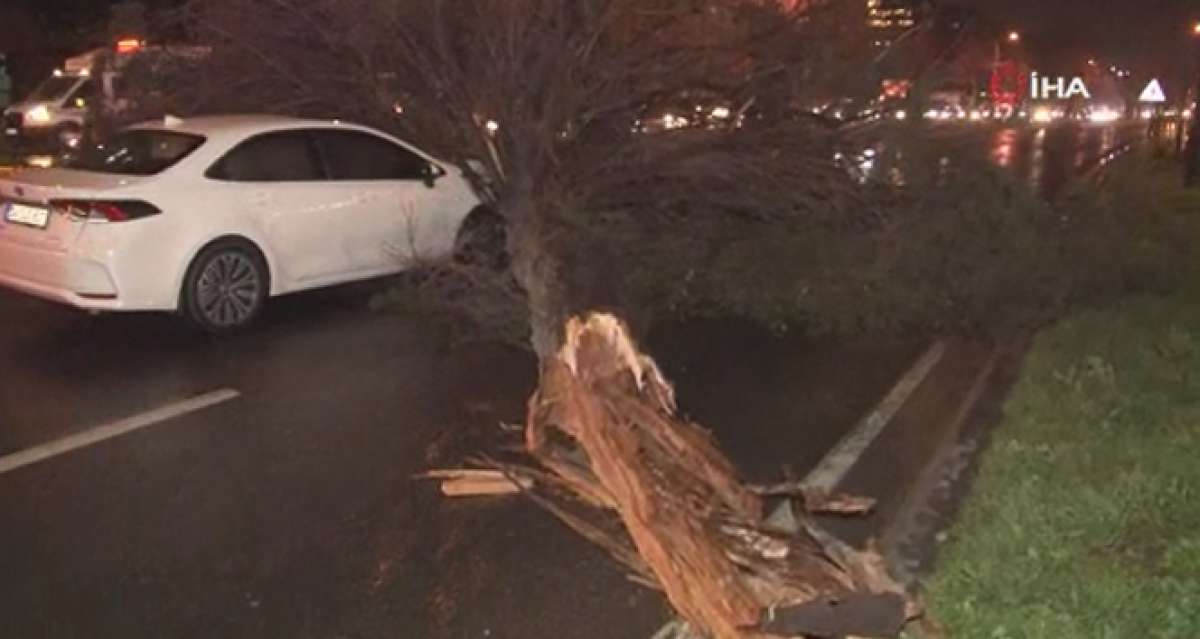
[{"xmin": 879, "ymin": 344, "xmax": 1001, "ymax": 584}]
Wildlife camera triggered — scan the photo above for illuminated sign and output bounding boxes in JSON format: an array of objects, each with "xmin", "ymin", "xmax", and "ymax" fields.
[
  {"xmin": 1030, "ymin": 72, "xmax": 1091, "ymax": 100},
  {"xmin": 115, "ymin": 38, "xmax": 144, "ymax": 54},
  {"xmin": 1139, "ymin": 79, "xmax": 1167, "ymax": 104},
  {"xmin": 989, "ymin": 61, "xmax": 1027, "ymax": 106},
  {"xmin": 881, "ymin": 79, "xmax": 912, "ymax": 100}
]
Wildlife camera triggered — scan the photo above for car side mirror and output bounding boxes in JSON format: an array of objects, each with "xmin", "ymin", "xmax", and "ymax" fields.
[{"xmin": 423, "ymin": 163, "xmax": 446, "ymax": 189}]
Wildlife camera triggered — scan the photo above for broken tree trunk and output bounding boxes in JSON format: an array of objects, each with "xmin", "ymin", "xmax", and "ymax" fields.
[{"xmin": 523, "ymin": 313, "xmax": 917, "ymax": 638}]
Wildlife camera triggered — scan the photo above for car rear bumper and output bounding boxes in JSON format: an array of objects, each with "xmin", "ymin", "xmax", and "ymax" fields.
[{"xmin": 0, "ymin": 239, "xmax": 124, "ymax": 310}]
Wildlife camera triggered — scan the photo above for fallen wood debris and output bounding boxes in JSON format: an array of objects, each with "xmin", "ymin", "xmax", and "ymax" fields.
[
  {"xmin": 749, "ymin": 481, "xmax": 878, "ymax": 516},
  {"xmin": 421, "ymin": 313, "xmax": 920, "ymax": 637},
  {"xmin": 416, "ymin": 468, "xmax": 533, "ymax": 497}
]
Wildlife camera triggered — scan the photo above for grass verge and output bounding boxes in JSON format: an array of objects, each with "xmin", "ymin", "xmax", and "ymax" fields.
[{"xmin": 922, "ymin": 294, "xmax": 1200, "ymax": 638}]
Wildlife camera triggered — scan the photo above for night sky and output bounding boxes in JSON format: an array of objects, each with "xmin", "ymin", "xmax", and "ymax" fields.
[
  {"xmin": 959, "ymin": 0, "xmax": 1197, "ymax": 84},
  {"xmin": 1, "ymin": 0, "xmax": 183, "ymax": 91},
  {"xmin": 14, "ymin": 1, "xmax": 1200, "ymax": 72},
  {"xmin": 6, "ymin": 0, "xmax": 181, "ymax": 36},
  {"xmin": 6, "ymin": 0, "xmax": 1200, "ymax": 93}
]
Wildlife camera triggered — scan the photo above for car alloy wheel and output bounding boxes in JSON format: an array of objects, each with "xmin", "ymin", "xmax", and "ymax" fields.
[
  {"xmin": 183, "ymin": 241, "xmax": 268, "ymax": 332},
  {"xmin": 196, "ymin": 252, "xmax": 262, "ymax": 327}
]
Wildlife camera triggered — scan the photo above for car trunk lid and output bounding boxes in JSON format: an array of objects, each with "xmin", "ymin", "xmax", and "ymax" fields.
[{"xmin": 0, "ymin": 168, "xmax": 148, "ymax": 253}]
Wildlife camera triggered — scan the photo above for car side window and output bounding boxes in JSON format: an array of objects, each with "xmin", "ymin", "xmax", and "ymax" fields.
[
  {"xmin": 311, "ymin": 129, "xmax": 432, "ymax": 181},
  {"xmin": 66, "ymin": 79, "xmax": 99, "ymax": 109},
  {"xmin": 206, "ymin": 131, "xmax": 324, "ymax": 182}
]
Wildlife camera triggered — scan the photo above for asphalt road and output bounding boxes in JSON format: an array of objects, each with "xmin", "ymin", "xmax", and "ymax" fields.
[
  {"xmin": 0, "ymin": 277, "xmax": 930, "ymax": 639},
  {"xmin": 0, "ymin": 122, "xmax": 1141, "ymax": 638},
  {"xmin": 0, "ymin": 283, "xmax": 679, "ymax": 639}
]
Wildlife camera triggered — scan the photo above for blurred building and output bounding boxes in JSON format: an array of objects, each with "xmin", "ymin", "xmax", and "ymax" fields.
[{"xmin": 867, "ymin": 0, "xmax": 921, "ymax": 49}]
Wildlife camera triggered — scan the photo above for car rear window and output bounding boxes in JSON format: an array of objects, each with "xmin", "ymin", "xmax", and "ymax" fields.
[{"xmin": 65, "ymin": 130, "xmax": 206, "ymax": 176}]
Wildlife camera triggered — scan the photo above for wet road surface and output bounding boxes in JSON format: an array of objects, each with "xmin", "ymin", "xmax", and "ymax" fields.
[
  {"xmin": 981, "ymin": 122, "xmax": 1142, "ymax": 198},
  {"xmin": 0, "ymin": 280, "xmax": 929, "ymax": 637},
  {"xmin": 0, "ymin": 284, "xmax": 675, "ymax": 639}
]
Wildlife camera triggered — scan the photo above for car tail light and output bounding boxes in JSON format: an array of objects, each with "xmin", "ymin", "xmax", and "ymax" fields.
[{"xmin": 49, "ymin": 199, "xmax": 161, "ymax": 223}]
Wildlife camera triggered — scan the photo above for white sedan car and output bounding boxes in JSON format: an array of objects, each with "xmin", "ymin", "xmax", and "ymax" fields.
[{"xmin": 0, "ymin": 114, "xmax": 493, "ymax": 331}]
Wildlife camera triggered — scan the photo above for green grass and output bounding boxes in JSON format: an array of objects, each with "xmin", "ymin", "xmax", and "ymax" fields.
[{"xmin": 923, "ymin": 294, "xmax": 1200, "ymax": 638}]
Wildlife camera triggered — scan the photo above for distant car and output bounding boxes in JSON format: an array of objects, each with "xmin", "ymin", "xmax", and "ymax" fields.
[{"xmin": 0, "ymin": 114, "xmax": 494, "ymax": 331}]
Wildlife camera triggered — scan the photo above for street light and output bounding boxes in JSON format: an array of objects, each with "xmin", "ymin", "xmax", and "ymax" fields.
[
  {"xmin": 995, "ymin": 30, "xmax": 1021, "ymax": 68},
  {"xmin": 1007, "ymin": 30, "xmax": 1021, "ymax": 44}
]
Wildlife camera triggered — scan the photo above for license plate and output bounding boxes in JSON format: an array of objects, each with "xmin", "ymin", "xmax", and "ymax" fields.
[{"xmin": 3, "ymin": 202, "xmax": 50, "ymax": 229}]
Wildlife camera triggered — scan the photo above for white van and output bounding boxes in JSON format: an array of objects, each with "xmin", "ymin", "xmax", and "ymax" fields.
[{"xmin": 2, "ymin": 40, "xmax": 203, "ymax": 161}]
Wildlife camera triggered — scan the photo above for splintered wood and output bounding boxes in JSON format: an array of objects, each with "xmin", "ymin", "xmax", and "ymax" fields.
[
  {"xmin": 522, "ymin": 314, "xmax": 917, "ymax": 638},
  {"xmin": 417, "ymin": 469, "xmax": 533, "ymax": 497}
]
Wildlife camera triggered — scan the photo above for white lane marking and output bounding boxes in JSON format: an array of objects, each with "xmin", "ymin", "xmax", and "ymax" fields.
[
  {"xmin": 0, "ymin": 388, "xmax": 240, "ymax": 476},
  {"xmin": 803, "ymin": 341, "xmax": 947, "ymax": 493}
]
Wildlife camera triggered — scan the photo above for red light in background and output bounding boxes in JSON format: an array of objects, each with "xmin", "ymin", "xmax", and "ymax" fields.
[
  {"xmin": 115, "ymin": 38, "xmax": 144, "ymax": 54},
  {"xmin": 881, "ymin": 79, "xmax": 912, "ymax": 100},
  {"xmin": 990, "ymin": 61, "xmax": 1028, "ymax": 106},
  {"xmin": 991, "ymin": 128, "xmax": 1018, "ymax": 168}
]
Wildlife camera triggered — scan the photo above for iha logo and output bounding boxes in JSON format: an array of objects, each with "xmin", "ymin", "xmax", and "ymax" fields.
[{"xmin": 1030, "ymin": 72, "xmax": 1091, "ymax": 100}]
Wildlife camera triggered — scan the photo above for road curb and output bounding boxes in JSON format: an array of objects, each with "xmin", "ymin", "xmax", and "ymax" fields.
[{"xmin": 649, "ymin": 340, "xmax": 952, "ymax": 638}]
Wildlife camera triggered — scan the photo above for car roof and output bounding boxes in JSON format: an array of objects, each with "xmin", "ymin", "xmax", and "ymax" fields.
[{"xmin": 129, "ymin": 113, "xmax": 365, "ymax": 138}]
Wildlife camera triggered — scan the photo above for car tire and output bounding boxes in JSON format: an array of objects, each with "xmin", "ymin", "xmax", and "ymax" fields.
[
  {"xmin": 453, "ymin": 207, "xmax": 509, "ymax": 271},
  {"xmin": 180, "ymin": 240, "xmax": 269, "ymax": 333}
]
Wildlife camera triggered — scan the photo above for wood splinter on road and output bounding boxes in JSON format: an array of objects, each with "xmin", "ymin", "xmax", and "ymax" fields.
[
  {"xmin": 748, "ymin": 481, "xmax": 878, "ymax": 516},
  {"xmin": 416, "ymin": 468, "xmax": 533, "ymax": 497}
]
